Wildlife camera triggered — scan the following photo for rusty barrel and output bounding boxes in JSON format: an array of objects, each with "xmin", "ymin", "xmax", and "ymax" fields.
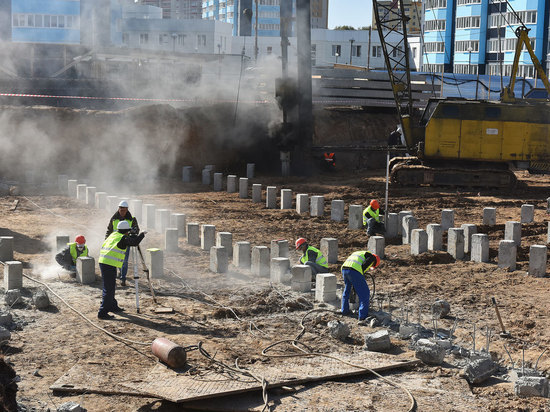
[{"xmin": 151, "ymin": 337, "xmax": 187, "ymax": 368}]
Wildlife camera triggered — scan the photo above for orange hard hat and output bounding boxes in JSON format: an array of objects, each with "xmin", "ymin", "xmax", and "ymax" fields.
[
  {"xmin": 75, "ymin": 235, "xmax": 86, "ymax": 245},
  {"xmin": 370, "ymin": 199, "xmax": 379, "ymax": 210},
  {"xmin": 372, "ymin": 253, "xmax": 381, "ymax": 268},
  {"xmin": 295, "ymin": 238, "xmax": 307, "ymax": 250}
]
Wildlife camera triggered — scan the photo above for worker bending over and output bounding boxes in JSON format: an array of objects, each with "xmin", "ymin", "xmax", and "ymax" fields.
[
  {"xmin": 98, "ymin": 221, "xmax": 145, "ymax": 320},
  {"xmin": 363, "ymin": 199, "xmax": 385, "ymax": 236},
  {"xmin": 55, "ymin": 235, "xmax": 88, "ymax": 275},
  {"xmin": 295, "ymin": 238, "xmax": 328, "ymax": 279},
  {"xmin": 341, "ymin": 250, "xmax": 380, "ymax": 321}
]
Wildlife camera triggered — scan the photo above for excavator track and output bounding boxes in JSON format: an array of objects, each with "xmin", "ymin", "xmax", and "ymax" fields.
[{"xmin": 390, "ymin": 162, "xmax": 517, "ymax": 188}]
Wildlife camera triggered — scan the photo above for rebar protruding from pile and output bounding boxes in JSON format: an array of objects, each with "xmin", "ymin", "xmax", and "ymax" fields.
[
  {"xmin": 535, "ymin": 348, "xmax": 547, "ymax": 371},
  {"xmin": 471, "ymin": 324, "xmax": 477, "ymax": 354},
  {"xmin": 484, "ymin": 325, "xmax": 492, "ymax": 353}
]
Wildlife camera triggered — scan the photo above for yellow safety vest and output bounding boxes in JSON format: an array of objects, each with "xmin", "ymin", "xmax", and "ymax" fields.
[
  {"xmin": 99, "ymin": 232, "xmax": 126, "ymax": 268},
  {"xmin": 363, "ymin": 205, "xmax": 380, "ymax": 225},
  {"xmin": 300, "ymin": 246, "xmax": 328, "ymax": 268},
  {"xmin": 69, "ymin": 242, "xmax": 88, "ymax": 264},
  {"xmin": 341, "ymin": 251, "xmax": 374, "ymax": 275},
  {"xmin": 112, "ymin": 218, "xmax": 133, "ymax": 231}
]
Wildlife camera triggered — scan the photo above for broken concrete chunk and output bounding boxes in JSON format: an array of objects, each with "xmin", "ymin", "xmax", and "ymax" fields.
[
  {"xmin": 4, "ymin": 289, "xmax": 21, "ymax": 307},
  {"xmin": 0, "ymin": 326, "xmax": 11, "ymax": 344},
  {"xmin": 57, "ymin": 401, "xmax": 86, "ymax": 412},
  {"xmin": 462, "ymin": 357, "xmax": 498, "ymax": 384},
  {"xmin": 514, "ymin": 376, "xmax": 549, "ymax": 398},
  {"xmin": 415, "ymin": 338, "xmax": 445, "ymax": 365},
  {"xmin": 364, "ymin": 329, "xmax": 391, "ymax": 352},
  {"xmin": 399, "ymin": 323, "xmax": 418, "ymax": 339},
  {"xmin": 34, "ymin": 289, "xmax": 50, "ymax": 310},
  {"xmin": 328, "ymin": 320, "xmax": 350, "ymax": 341},
  {"xmin": 0, "ymin": 312, "xmax": 12, "ymax": 326},
  {"xmin": 431, "ymin": 299, "xmax": 450, "ymax": 318}
]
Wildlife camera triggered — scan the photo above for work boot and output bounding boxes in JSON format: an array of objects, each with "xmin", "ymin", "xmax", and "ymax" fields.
[
  {"xmin": 112, "ymin": 306, "xmax": 125, "ymax": 313},
  {"xmin": 97, "ymin": 312, "xmax": 114, "ymax": 320},
  {"xmin": 120, "ymin": 280, "xmax": 126, "ymax": 287}
]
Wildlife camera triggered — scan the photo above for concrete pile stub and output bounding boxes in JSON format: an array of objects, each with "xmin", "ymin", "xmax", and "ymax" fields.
[
  {"xmin": 291, "ymin": 265, "xmax": 312, "ymax": 292},
  {"xmin": 505, "ymin": 221, "xmax": 522, "ymax": 247},
  {"xmin": 239, "ymin": 178, "xmax": 248, "ymax": 199},
  {"xmin": 514, "ymin": 377, "xmax": 549, "ymax": 398},
  {"xmin": 441, "ymin": 209, "xmax": 455, "ymax": 231},
  {"xmin": 266, "ymin": 186, "xmax": 277, "ymax": 209},
  {"xmin": 233, "ymin": 242, "xmax": 251, "ymax": 269},
  {"xmin": 200, "ymin": 225, "xmax": 216, "ymax": 251},
  {"xmin": 246, "ymin": 163, "xmax": 255, "ymax": 179},
  {"xmin": 471, "ymin": 234, "xmax": 489, "ymax": 263},
  {"xmin": 55, "ymin": 236, "xmax": 70, "ymax": 254},
  {"xmin": 171, "ymin": 213, "xmax": 187, "ymax": 237},
  {"xmin": 498, "ymin": 240, "xmax": 517, "ymax": 271},
  {"xmin": 331, "ymin": 200, "xmax": 345, "ymax": 222},
  {"xmin": 270, "ymin": 257, "xmax": 291, "ymax": 284},
  {"xmin": 227, "ymin": 175, "xmax": 237, "ymax": 193},
  {"xmin": 367, "ymin": 236, "xmax": 385, "ymax": 259},
  {"xmin": 521, "ymin": 204, "xmax": 535, "ymax": 224},
  {"xmin": 385, "ymin": 213, "xmax": 398, "ymax": 238},
  {"xmin": 296, "ymin": 194, "xmax": 309, "ymax": 214},
  {"xmin": 144, "ymin": 204, "xmax": 156, "ymax": 231},
  {"xmin": 348, "ymin": 205, "xmax": 363, "ymax": 230},
  {"xmin": 76, "ymin": 184, "xmax": 87, "ymax": 201},
  {"xmin": 57, "ymin": 174, "xmax": 68, "ymax": 192},
  {"xmin": 0, "ymin": 237, "xmax": 14, "ymax": 261},
  {"xmin": 4, "ymin": 261, "xmax": 22, "ymax": 291},
  {"xmin": 33, "ymin": 289, "xmax": 50, "ymax": 310},
  {"xmin": 67, "ymin": 180, "xmax": 78, "ymax": 198},
  {"xmin": 156, "ymin": 209, "xmax": 171, "ymax": 234},
  {"xmin": 398, "ymin": 211, "xmax": 413, "ymax": 236},
  {"xmin": 251, "ymin": 246, "xmax": 270, "ymax": 277},
  {"xmin": 427, "ymin": 224, "xmax": 443, "ymax": 251},
  {"xmin": 402, "ymin": 215, "xmax": 418, "ymax": 245},
  {"xmin": 210, "ymin": 246, "xmax": 228, "ymax": 273},
  {"xmin": 280, "ymin": 189, "xmax": 292, "ymax": 209},
  {"xmin": 528, "ymin": 245, "xmax": 547, "ymax": 277},
  {"xmin": 252, "ymin": 184, "xmax": 262, "ymax": 203},
  {"xmin": 182, "ymin": 166, "xmax": 193, "ymax": 183},
  {"xmin": 315, "ymin": 273, "xmax": 337, "ymax": 302},
  {"xmin": 328, "ymin": 320, "xmax": 350, "ymax": 341},
  {"xmin": 364, "ymin": 330, "xmax": 391, "ymax": 352},
  {"xmin": 483, "ymin": 207, "xmax": 497, "ymax": 225},
  {"xmin": 201, "ymin": 169, "xmax": 211, "ymax": 185},
  {"xmin": 186, "ymin": 223, "xmax": 200, "ymax": 246},
  {"xmin": 310, "ymin": 196, "xmax": 325, "ymax": 217},
  {"xmin": 85, "ymin": 187, "xmax": 96, "ymax": 206},
  {"xmin": 213, "ymin": 173, "xmax": 223, "ymax": 191},
  {"xmin": 130, "ymin": 199, "xmax": 143, "ymax": 222},
  {"xmin": 410, "ymin": 229, "xmax": 428, "ymax": 255},
  {"xmin": 165, "ymin": 228, "xmax": 179, "ymax": 252},
  {"xmin": 447, "ymin": 228, "xmax": 465, "ymax": 260},
  {"xmin": 95, "ymin": 192, "xmax": 107, "ymax": 209},
  {"xmin": 271, "ymin": 240, "xmax": 289, "ymax": 259},
  {"xmin": 463, "ymin": 358, "xmax": 498, "ymax": 384},
  {"xmin": 461, "ymin": 224, "xmax": 477, "ymax": 254},
  {"xmin": 147, "ymin": 248, "xmax": 164, "ymax": 278},
  {"xmin": 106, "ymin": 196, "xmax": 119, "ymax": 212},
  {"xmin": 415, "ymin": 339, "xmax": 445, "ymax": 365},
  {"xmin": 320, "ymin": 238, "xmax": 338, "ymax": 264},
  {"xmin": 76, "ymin": 257, "xmax": 95, "ymax": 284},
  {"xmin": 216, "ymin": 232, "xmax": 233, "ymax": 258},
  {"xmin": 205, "ymin": 165, "xmax": 215, "ymax": 172}
]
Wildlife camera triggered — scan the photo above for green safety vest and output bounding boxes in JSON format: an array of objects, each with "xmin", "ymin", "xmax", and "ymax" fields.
[
  {"xmin": 363, "ymin": 205, "xmax": 380, "ymax": 225},
  {"xmin": 112, "ymin": 218, "xmax": 133, "ymax": 231},
  {"xmin": 99, "ymin": 232, "xmax": 126, "ymax": 268},
  {"xmin": 341, "ymin": 251, "xmax": 374, "ymax": 275},
  {"xmin": 68, "ymin": 242, "xmax": 88, "ymax": 264},
  {"xmin": 300, "ymin": 246, "xmax": 328, "ymax": 268}
]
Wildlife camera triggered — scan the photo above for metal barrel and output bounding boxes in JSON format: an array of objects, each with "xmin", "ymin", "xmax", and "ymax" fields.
[{"xmin": 151, "ymin": 337, "xmax": 187, "ymax": 368}]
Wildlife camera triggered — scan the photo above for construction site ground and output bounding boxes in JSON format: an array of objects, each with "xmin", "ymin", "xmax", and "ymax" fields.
[{"xmin": 2, "ymin": 168, "xmax": 550, "ymax": 412}]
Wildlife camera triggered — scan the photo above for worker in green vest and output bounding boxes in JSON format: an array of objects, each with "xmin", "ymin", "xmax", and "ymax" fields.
[
  {"xmin": 105, "ymin": 200, "xmax": 139, "ymax": 287},
  {"xmin": 363, "ymin": 199, "xmax": 385, "ymax": 236},
  {"xmin": 98, "ymin": 220, "xmax": 145, "ymax": 320},
  {"xmin": 295, "ymin": 238, "xmax": 328, "ymax": 280},
  {"xmin": 341, "ymin": 250, "xmax": 380, "ymax": 321},
  {"xmin": 55, "ymin": 235, "xmax": 88, "ymax": 275}
]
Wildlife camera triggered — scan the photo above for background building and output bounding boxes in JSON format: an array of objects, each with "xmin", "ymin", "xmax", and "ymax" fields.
[{"xmin": 373, "ymin": 0, "xmax": 422, "ymax": 34}]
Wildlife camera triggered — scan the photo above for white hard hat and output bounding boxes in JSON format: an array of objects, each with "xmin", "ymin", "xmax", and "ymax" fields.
[
  {"xmin": 117, "ymin": 220, "xmax": 131, "ymax": 230},
  {"xmin": 118, "ymin": 200, "xmax": 129, "ymax": 208}
]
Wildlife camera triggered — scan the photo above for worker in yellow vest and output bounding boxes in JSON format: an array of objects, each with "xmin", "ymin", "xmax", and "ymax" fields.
[
  {"xmin": 295, "ymin": 238, "xmax": 328, "ymax": 280},
  {"xmin": 98, "ymin": 220, "xmax": 145, "ymax": 320},
  {"xmin": 363, "ymin": 199, "xmax": 385, "ymax": 236},
  {"xmin": 341, "ymin": 251, "xmax": 380, "ymax": 321},
  {"xmin": 55, "ymin": 235, "xmax": 88, "ymax": 275}
]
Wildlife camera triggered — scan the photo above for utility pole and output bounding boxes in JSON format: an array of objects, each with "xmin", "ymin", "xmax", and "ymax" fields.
[{"xmin": 254, "ymin": 0, "xmax": 259, "ymax": 62}]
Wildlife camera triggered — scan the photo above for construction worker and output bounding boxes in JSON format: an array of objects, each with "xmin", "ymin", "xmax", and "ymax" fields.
[
  {"xmin": 363, "ymin": 199, "xmax": 385, "ymax": 236},
  {"xmin": 341, "ymin": 251, "xmax": 381, "ymax": 321},
  {"xmin": 98, "ymin": 220, "xmax": 145, "ymax": 320},
  {"xmin": 55, "ymin": 235, "xmax": 88, "ymax": 275},
  {"xmin": 105, "ymin": 200, "xmax": 139, "ymax": 287},
  {"xmin": 295, "ymin": 238, "xmax": 328, "ymax": 279},
  {"xmin": 322, "ymin": 152, "xmax": 336, "ymax": 171}
]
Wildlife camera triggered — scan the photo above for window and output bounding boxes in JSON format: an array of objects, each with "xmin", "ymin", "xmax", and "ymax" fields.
[
  {"xmin": 178, "ymin": 34, "xmax": 185, "ymax": 45},
  {"xmin": 489, "ymin": 13, "xmax": 505, "ymax": 28},
  {"xmin": 44, "ymin": 15, "xmax": 51, "ymax": 28},
  {"xmin": 425, "ymin": 0, "xmax": 446, "ymax": 8},
  {"xmin": 455, "ymin": 40, "xmax": 479, "ymax": 52},
  {"xmin": 412, "ymin": 47, "xmax": 417, "ymax": 58},
  {"xmin": 456, "ymin": 16, "xmax": 481, "ymax": 29},
  {"xmin": 372, "ymin": 46, "xmax": 382, "ymax": 57},
  {"xmin": 58, "ymin": 15, "xmax": 65, "ymax": 28},
  {"xmin": 457, "ymin": 0, "xmax": 481, "ymax": 5},
  {"xmin": 508, "ymin": 10, "xmax": 536, "ymax": 25},
  {"xmin": 332, "ymin": 44, "xmax": 341, "ymax": 56},
  {"xmin": 267, "ymin": 46, "xmax": 273, "ymax": 54},
  {"xmin": 122, "ymin": 33, "xmax": 129, "ymax": 44},
  {"xmin": 424, "ymin": 63, "xmax": 444, "ymax": 73},
  {"xmin": 258, "ymin": 23, "xmax": 280, "ymax": 30},
  {"xmin": 487, "ymin": 38, "xmax": 504, "ymax": 52},
  {"xmin": 197, "ymin": 34, "xmax": 206, "ymax": 46},
  {"xmin": 140, "ymin": 33, "xmax": 149, "ymax": 44},
  {"xmin": 425, "ymin": 19, "xmax": 446, "ymax": 31},
  {"xmin": 352, "ymin": 45, "xmax": 361, "ymax": 57},
  {"xmin": 424, "ymin": 42, "xmax": 445, "ymax": 53},
  {"xmin": 27, "ymin": 14, "xmax": 34, "ymax": 27},
  {"xmin": 453, "ymin": 64, "xmax": 478, "ymax": 74},
  {"xmin": 159, "ymin": 34, "xmax": 164, "ymax": 45}
]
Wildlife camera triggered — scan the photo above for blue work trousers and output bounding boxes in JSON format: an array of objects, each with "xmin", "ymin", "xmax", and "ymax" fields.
[
  {"xmin": 119, "ymin": 248, "xmax": 130, "ymax": 281},
  {"xmin": 341, "ymin": 267, "xmax": 370, "ymax": 320},
  {"xmin": 99, "ymin": 263, "xmax": 120, "ymax": 315}
]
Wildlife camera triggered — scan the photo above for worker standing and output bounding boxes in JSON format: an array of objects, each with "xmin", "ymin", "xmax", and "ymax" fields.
[
  {"xmin": 341, "ymin": 251, "xmax": 380, "ymax": 321},
  {"xmin": 55, "ymin": 235, "xmax": 88, "ymax": 275},
  {"xmin": 98, "ymin": 221, "xmax": 145, "ymax": 320},
  {"xmin": 105, "ymin": 200, "xmax": 139, "ymax": 287},
  {"xmin": 295, "ymin": 238, "xmax": 328, "ymax": 280},
  {"xmin": 363, "ymin": 199, "xmax": 385, "ymax": 236}
]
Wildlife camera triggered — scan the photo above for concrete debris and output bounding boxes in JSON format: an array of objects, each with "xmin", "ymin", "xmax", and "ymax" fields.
[
  {"xmin": 450, "ymin": 346, "xmax": 470, "ymax": 358},
  {"xmin": 33, "ymin": 289, "xmax": 50, "ymax": 310},
  {"xmin": 369, "ymin": 317, "xmax": 380, "ymax": 328},
  {"xmin": 0, "ymin": 326, "xmax": 11, "ymax": 344},
  {"xmin": 514, "ymin": 376, "xmax": 549, "ymax": 398},
  {"xmin": 431, "ymin": 300, "xmax": 450, "ymax": 318},
  {"xmin": 399, "ymin": 323, "xmax": 418, "ymax": 339},
  {"xmin": 415, "ymin": 339, "xmax": 446, "ymax": 365},
  {"xmin": 4, "ymin": 289, "xmax": 22, "ymax": 307},
  {"xmin": 57, "ymin": 401, "xmax": 86, "ymax": 412},
  {"xmin": 462, "ymin": 357, "xmax": 498, "ymax": 384},
  {"xmin": 364, "ymin": 330, "xmax": 391, "ymax": 352},
  {"xmin": 0, "ymin": 312, "xmax": 12, "ymax": 326},
  {"xmin": 327, "ymin": 320, "xmax": 350, "ymax": 341},
  {"xmin": 508, "ymin": 368, "xmax": 541, "ymax": 382}
]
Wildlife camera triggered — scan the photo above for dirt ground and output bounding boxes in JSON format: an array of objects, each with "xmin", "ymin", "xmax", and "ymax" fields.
[{"xmin": 2, "ymin": 168, "xmax": 550, "ymax": 412}]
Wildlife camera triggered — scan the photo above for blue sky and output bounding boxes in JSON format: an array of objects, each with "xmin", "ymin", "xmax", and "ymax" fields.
[{"xmin": 328, "ymin": 0, "xmax": 372, "ymax": 29}]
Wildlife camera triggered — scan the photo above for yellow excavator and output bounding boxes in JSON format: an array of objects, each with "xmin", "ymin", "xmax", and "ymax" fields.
[{"xmin": 374, "ymin": 0, "xmax": 550, "ymax": 187}]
